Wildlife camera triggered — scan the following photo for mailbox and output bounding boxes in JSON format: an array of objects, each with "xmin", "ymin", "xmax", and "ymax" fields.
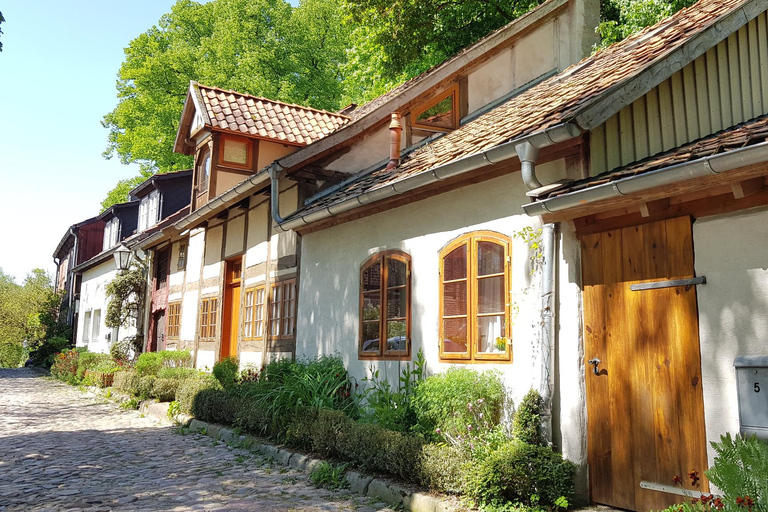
[{"xmin": 734, "ymin": 356, "xmax": 768, "ymax": 440}]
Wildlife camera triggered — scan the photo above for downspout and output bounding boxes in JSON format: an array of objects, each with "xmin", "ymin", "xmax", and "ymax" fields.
[
  {"xmin": 69, "ymin": 227, "xmax": 78, "ymax": 327},
  {"xmin": 269, "ymin": 163, "xmax": 285, "ymax": 225},
  {"xmin": 518, "ymin": 143, "xmax": 557, "ymax": 445}
]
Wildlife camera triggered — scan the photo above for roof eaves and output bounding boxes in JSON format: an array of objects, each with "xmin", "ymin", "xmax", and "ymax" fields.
[{"xmin": 573, "ymin": 0, "xmax": 767, "ymax": 130}]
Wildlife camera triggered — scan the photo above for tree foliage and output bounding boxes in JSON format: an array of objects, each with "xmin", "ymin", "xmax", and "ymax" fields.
[
  {"xmin": 596, "ymin": 0, "xmax": 695, "ymax": 50},
  {"xmin": 342, "ymin": 0, "xmax": 542, "ymax": 85},
  {"xmin": 0, "ymin": 11, "xmax": 5, "ymax": 52},
  {"xmin": 101, "ymin": 0, "xmax": 350, "ymax": 209},
  {"xmin": 0, "ymin": 269, "xmax": 62, "ymax": 368},
  {"xmin": 105, "ymin": 261, "xmax": 146, "ymax": 330}
]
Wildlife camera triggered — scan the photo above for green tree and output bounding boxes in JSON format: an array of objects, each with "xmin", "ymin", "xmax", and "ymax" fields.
[
  {"xmin": 341, "ymin": 0, "xmax": 542, "ymax": 86},
  {"xmin": 0, "ymin": 269, "xmax": 60, "ymax": 367},
  {"xmin": 0, "ymin": 11, "xmax": 5, "ymax": 52},
  {"xmin": 596, "ymin": 0, "xmax": 696, "ymax": 50},
  {"xmin": 101, "ymin": 0, "xmax": 350, "ymax": 209}
]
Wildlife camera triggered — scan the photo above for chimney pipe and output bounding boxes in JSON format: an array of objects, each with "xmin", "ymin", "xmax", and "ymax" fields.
[{"xmin": 386, "ymin": 113, "xmax": 403, "ymax": 170}]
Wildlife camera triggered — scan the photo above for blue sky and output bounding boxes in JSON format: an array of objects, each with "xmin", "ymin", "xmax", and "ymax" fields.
[
  {"xmin": 0, "ymin": 1, "xmax": 184, "ymax": 282},
  {"xmin": 0, "ymin": 0, "xmax": 298, "ymax": 283}
]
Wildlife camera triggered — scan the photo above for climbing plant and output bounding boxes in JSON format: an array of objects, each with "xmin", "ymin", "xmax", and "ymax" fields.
[{"xmin": 105, "ymin": 261, "xmax": 146, "ymax": 330}]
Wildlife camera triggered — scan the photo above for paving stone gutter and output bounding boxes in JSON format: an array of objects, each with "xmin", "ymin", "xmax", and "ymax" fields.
[{"xmin": 112, "ymin": 395, "xmax": 464, "ymax": 512}]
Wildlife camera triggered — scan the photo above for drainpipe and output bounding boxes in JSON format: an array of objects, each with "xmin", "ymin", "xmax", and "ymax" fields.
[
  {"xmin": 519, "ymin": 143, "xmax": 557, "ymax": 445},
  {"xmin": 539, "ymin": 222, "xmax": 557, "ymax": 444},
  {"xmin": 386, "ymin": 113, "xmax": 403, "ymax": 170},
  {"xmin": 269, "ymin": 163, "xmax": 285, "ymax": 225}
]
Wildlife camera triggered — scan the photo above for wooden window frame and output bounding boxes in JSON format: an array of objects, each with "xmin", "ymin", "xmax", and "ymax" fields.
[
  {"xmin": 218, "ymin": 134, "xmax": 253, "ymax": 170},
  {"xmin": 439, "ymin": 231, "xmax": 512, "ymax": 363},
  {"xmin": 196, "ymin": 146, "xmax": 211, "ymax": 193},
  {"xmin": 269, "ymin": 279, "xmax": 296, "ymax": 340},
  {"xmin": 198, "ymin": 297, "xmax": 218, "ymax": 341},
  {"xmin": 167, "ymin": 301, "xmax": 181, "ymax": 340},
  {"xmin": 177, "ymin": 242, "xmax": 187, "ymax": 271},
  {"xmin": 242, "ymin": 285, "xmax": 266, "ymax": 341},
  {"xmin": 411, "ymin": 84, "xmax": 460, "ymax": 132},
  {"xmin": 358, "ymin": 250, "xmax": 411, "ymax": 360}
]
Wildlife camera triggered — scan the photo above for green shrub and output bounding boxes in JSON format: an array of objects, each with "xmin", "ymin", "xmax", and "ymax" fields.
[
  {"xmin": 307, "ymin": 408, "xmax": 351, "ymax": 457},
  {"xmin": 176, "ymin": 374, "xmax": 223, "ymax": 414},
  {"xmin": 50, "ymin": 349, "xmax": 80, "ymax": 384},
  {"xmin": 213, "ymin": 356, "xmax": 239, "ymax": 391},
  {"xmin": 76, "ymin": 352, "xmax": 113, "ymax": 381},
  {"xmin": 113, "ymin": 369, "xmax": 141, "ymax": 395},
  {"xmin": 419, "ymin": 443, "xmax": 472, "ymax": 494},
  {"xmin": 357, "ymin": 350, "xmax": 425, "ymax": 432},
  {"xmin": 309, "ymin": 462, "xmax": 349, "ymax": 490},
  {"xmin": 706, "ymin": 433, "xmax": 768, "ymax": 512},
  {"xmin": 337, "ymin": 421, "xmax": 424, "ymax": 481},
  {"xmin": 152, "ymin": 377, "xmax": 182, "ymax": 402},
  {"xmin": 137, "ymin": 375, "xmax": 157, "ymax": 399},
  {"xmin": 191, "ymin": 388, "xmax": 244, "ymax": 425},
  {"xmin": 157, "ymin": 367, "xmax": 199, "ymax": 380},
  {"xmin": 29, "ymin": 337, "xmax": 70, "ymax": 367},
  {"xmin": 135, "ymin": 350, "xmax": 191, "ymax": 376},
  {"xmin": 411, "ymin": 367, "xmax": 505, "ymax": 440},
  {"xmin": 246, "ymin": 356, "xmax": 356, "ymax": 435},
  {"xmin": 513, "ymin": 389, "xmax": 545, "ymax": 446},
  {"xmin": 464, "ymin": 440, "xmax": 576, "ymax": 510}
]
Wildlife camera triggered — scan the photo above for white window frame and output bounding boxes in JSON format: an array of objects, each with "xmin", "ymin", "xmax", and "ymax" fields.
[
  {"xmin": 103, "ymin": 218, "xmax": 120, "ymax": 251},
  {"xmin": 138, "ymin": 191, "xmax": 161, "ymax": 232},
  {"xmin": 91, "ymin": 309, "xmax": 101, "ymax": 342},
  {"xmin": 82, "ymin": 311, "xmax": 92, "ymax": 342}
]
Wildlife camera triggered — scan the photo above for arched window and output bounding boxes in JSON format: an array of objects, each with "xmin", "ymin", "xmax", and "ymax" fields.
[
  {"xmin": 439, "ymin": 232, "xmax": 511, "ymax": 362},
  {"xmin": 359, "ymin": 251, "xmax": 411, "ymax": 359}
]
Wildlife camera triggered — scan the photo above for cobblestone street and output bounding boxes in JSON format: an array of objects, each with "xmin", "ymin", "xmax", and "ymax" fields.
[{"xmin": 0, "ymin": 368, "xmax": 396, "ymax": 512}]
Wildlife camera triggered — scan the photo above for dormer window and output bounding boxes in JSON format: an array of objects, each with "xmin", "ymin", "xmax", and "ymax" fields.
[
  {"xmin": 197, "ymin": 147, "xmax": 211, "ymax": 193},
  {"xmin": 219, "ymin": 135, "xmax": 251, "ymax": 168},
  {"xmin": 412, "ymin": 84, "xmax": 460, "ymax": 132},
  {"xmin": 103, "ymin": 218, "xmax": 120, "ymax": 251},
  {"xmin": 138, "ymin": 190, "xmax": 160, "ymax": 232}
]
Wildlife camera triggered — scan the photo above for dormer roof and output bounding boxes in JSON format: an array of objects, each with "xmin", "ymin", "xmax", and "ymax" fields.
[
  {"xmin": 174, "ymin": 82, "xmax": 349, "ymax": 154},
  {"xmin": 129, "ymin": 169, "xmax": 193, "ymax": 199}
]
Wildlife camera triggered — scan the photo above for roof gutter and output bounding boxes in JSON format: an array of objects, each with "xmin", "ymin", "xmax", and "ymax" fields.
[
  {"xmin": 274, "ymin": 122, "xmax": 581, "ymax": 232},
  {"xmin": 523, "ymin": 140, "xmax": 768, "ymax": 216}
]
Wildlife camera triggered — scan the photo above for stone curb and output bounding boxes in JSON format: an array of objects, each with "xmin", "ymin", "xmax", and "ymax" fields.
[{"xmin": 139, "ymin": 401, "xmax": 463, "ymax": 512}]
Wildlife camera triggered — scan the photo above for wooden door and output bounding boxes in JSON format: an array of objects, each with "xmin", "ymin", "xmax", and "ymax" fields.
[
  {"xmin": 154, "ymin": 311, "xmax": 166, "ymax": 351},
  {"xmin": 582, "ymin": 216, "xmax": 708, "ymax": 511},
  {"xmin": 220, "ymin": 258, "xmax": 242, "ymax": 360}
]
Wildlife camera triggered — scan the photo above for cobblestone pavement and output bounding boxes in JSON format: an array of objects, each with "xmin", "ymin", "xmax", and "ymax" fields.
[{"xmin": 0, "ymin": 368, "xmax": 397, "ymax": 512}]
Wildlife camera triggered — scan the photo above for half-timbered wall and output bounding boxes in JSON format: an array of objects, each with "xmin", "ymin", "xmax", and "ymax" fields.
[{"xmin": 591, "ymin": 11, "xmax": 768, "ymax": 175}]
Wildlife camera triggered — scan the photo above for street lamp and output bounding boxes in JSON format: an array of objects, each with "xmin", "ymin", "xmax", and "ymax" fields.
[{"xmin": 113, "ymin": 244, "xmax": 133, "ymax": 271}]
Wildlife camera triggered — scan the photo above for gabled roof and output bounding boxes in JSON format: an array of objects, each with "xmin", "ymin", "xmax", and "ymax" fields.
[
  {"xmin": 284, "ymin": 0, "xmax": 763, "ymax": 225},
  {"xmin": 129, "ymin": 169, "xmax": 192, "ymax": 199},
  {"xmin": 96, "ymin": 200, "xmax": 140, "ymax": 222},
  {"xmin": 174, "ymin": 82, "xmax": 349, "ymax": 154}
]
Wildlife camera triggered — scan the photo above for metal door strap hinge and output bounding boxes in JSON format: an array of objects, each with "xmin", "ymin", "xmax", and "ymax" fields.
[
  {"xmin": 630, "ymin": 276, "xmax": 706, "ymax": 291},
  {"xmin": 640, "ymin": 481, "xmax": 719, "ymax": 499}
]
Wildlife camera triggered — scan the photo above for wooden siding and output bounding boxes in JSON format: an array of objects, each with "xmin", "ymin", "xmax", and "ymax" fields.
[{"xmin": 591, "ymin": 11, "xmax": 768, "ymax": 175}]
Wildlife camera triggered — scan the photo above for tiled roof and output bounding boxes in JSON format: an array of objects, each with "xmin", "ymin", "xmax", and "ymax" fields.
[
  {"xmin": 288, "ymin": 0, "xmax": 748, "ymax": 221},
  {"xmin": 196, "ymin": 83, "xmax": 349, "ymax": 146},
  {"xmin": 540, "ymin": 114, "xmax": 768, "ymax": 199}
]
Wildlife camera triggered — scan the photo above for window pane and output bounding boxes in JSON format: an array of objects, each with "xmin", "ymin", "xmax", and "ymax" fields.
[
  {"xmin": 416, "ymin": 94, "xmax": 454, "ymax": 129},
  {"xmin": 362, "ymin": 263, "xmax": 381, "ymax": 293},
  {"xmin": 478, "ymin": 315, "xmax": 506, "ymax": 353},
  {"xmin": 361, "ymin": 322, "xmax": 380, "ymax": 353},
  {"xmin": 443, "ymin": 245, "xmax": 467, "ymax": 281},
  {"xmin": 478, "ymin": 275, "xmax": 504, "ymax": 314},
  {"xmin": 478, "ymin": 242, "xmax": 504, "ymax": 276},
  {"xmin": 362, "ymin": 292, "xmax": 381, "ymax": 321},
  {"xmin": 223, "ymin": 139, "xmax": 248, "ymax": 165},
  {"xmin": 386, "ymin": 320, "xmax": 407, "ymax": 352},
  {"xmin": 387, "ymin": 287, "xmax": 406, "ymax": 319},
  {"xmin": 443, "ymin": 281, "xmax": 467, "ymax": 316},
  {"xmin": 443, "ymin": 317, "xmax": 467, "ymax": 353},
  {"xmin": 387, "ymin": 258, "xmax": 407, "ymax": 287}
]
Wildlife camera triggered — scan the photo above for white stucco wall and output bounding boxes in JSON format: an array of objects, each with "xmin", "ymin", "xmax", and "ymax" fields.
[
  {"xmin": 326, "ymin": 125, "xmax": 395, "ymax": 174},
  {"xmin": 296, "ymin": 163, "xmax": 570, "ymax": 423},
  {"xmin": 77, "ymin": 259, "xmax": 136, "ymax": 354},
  {"xmin": 693, "ymin": 208, "xmax": 768, "ymax": 465}
]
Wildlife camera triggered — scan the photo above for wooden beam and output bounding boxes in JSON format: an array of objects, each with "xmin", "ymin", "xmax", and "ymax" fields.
[{"xmin": 731, "ymin": 176, "xmax": 764, "ymax": 198}]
